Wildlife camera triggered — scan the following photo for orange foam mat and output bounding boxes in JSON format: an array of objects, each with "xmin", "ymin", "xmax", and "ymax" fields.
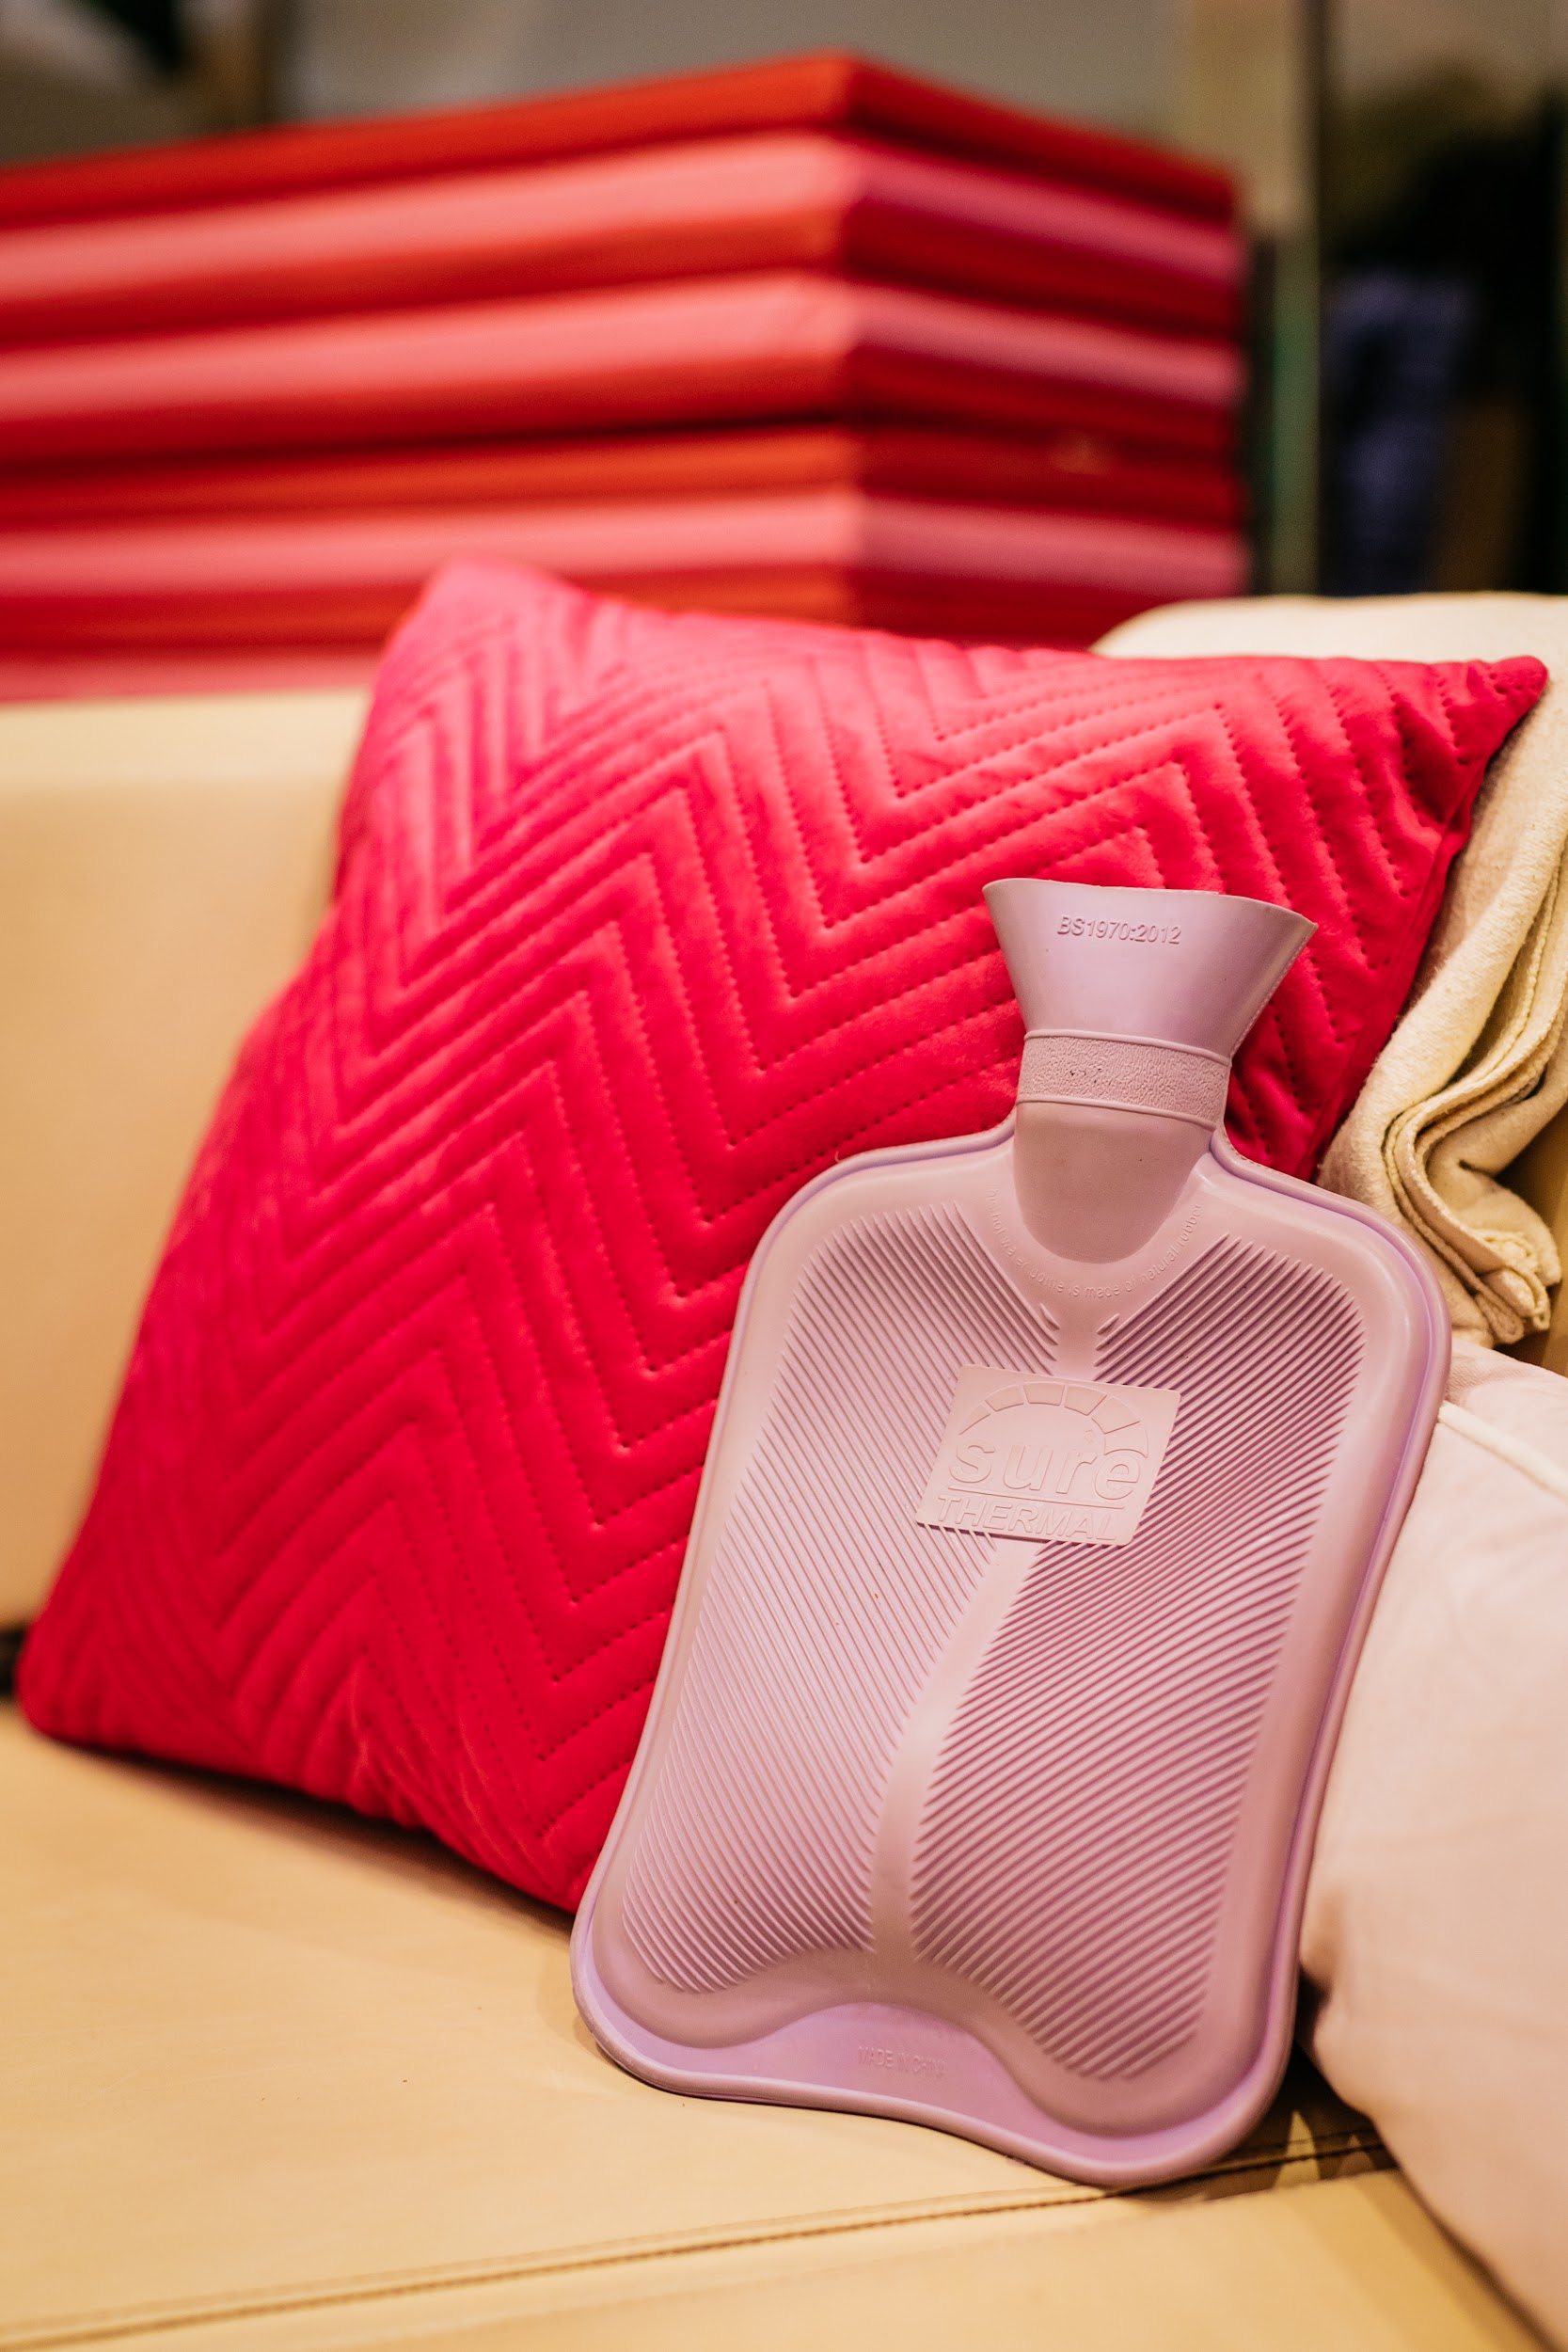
[
  {"xmin": 0, "ymin": 493, "xmax": 1245, "ymax": 654},
  {"xmin": 0, "ymin": 272, "xmax": 1242, "ymax": 469},
  {"xmin": 0, "ymin": 53, "xmax": 1231, "ymax": 230},
  {"xmin": 0, "ymin": 132, "xmax": 1242, "ymax": 351},
  {"xmin": 0, "ymin": 424, "xmax": 1244, "ymax": 531}
]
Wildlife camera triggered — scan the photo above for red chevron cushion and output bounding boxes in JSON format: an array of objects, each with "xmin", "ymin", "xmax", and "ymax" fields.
[{"xmin": 20, "ymin": 563, "xmax": 1543, "ymax": 1909}]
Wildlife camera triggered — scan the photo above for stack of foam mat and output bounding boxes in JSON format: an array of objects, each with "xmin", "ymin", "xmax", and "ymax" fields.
[{"xmin": 0, "ymin": 52, "xmax": 1247, "ymax": 698}]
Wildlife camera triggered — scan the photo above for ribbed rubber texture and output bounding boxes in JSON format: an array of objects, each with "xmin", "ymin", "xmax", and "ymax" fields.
[
  {"xmin": 1018, "ymin": 1030, "xmax": 1229, "ymax": 1125},
  {"xmin": 622, "ymin": 1201, "xmax": 1057, "ymax": 1992},
  {"xmin": 908, "ymin": 1238, "xmax": 1360, "ymax": 2082}
]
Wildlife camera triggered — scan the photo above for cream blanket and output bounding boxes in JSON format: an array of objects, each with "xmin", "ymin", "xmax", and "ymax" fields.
[{"xmin": 1100, "ymin": 596, "xmax": 1568, "ymax": 1346}]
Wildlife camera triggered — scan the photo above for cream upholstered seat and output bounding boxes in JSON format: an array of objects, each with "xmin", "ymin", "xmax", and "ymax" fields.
[
  {"xmin": 5, "ymin": 1705, "xmax": 1497, "ymax": 2352},
  {"xmin": 0, "ymin": 660, "xmax": 1556, "ymax": 2350},
  {"xmin": 0, "ymin": 689, "xmax": 360, "ymax": 1630}
]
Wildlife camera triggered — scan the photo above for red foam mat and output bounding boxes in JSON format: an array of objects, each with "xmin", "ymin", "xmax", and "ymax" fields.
[
  {"xmin": 0, "ymin": 570, "xmax": 1162, "ymax": 689},
  {"xmin": 0, "ymin": 493, "xmax": 1244, "ymax": 652},
  {"xmin": 0, "ymin": 649, "xmax": 383, "ymax": 701},
  {"xmin": 0, "ymin": 272, "xmax": 1241, "ymax": 469},
  {"xmin": 0, "ymin": 53, "xmax": 1231, "ymax": 230},
  {"xmin": 0, "ymin": 424, "xmax": 1244, "ymax": 531},
  {"xmin": 0, "ymin": 132, "xmax": 1241, "ymax": 351}
]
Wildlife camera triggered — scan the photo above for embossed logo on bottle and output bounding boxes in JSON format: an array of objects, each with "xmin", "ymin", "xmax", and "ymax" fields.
[{"xmin": 914, "ymin": 1366, "xmax": 1180, "ymax": 1549}]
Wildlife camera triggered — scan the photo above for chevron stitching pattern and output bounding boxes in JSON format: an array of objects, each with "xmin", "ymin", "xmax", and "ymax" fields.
[{"xmin": 18, "ymin": 563, "xmax": 1544, "ymax": 1910}]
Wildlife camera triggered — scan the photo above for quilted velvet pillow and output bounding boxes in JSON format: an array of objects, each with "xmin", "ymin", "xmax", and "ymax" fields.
[{"xmin": 20, "ymin": 563, "xmax": 1544, "ymax": 1908}]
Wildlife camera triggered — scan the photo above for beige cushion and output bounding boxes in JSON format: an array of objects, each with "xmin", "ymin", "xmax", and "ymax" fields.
[
  {"xmin": 0, "ymin": 691, "xmax": 363, "ymax": 1623},
  {"xmin": 1, "ymin": 1703, "xmax": 1539, "ymax": 2352}
]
